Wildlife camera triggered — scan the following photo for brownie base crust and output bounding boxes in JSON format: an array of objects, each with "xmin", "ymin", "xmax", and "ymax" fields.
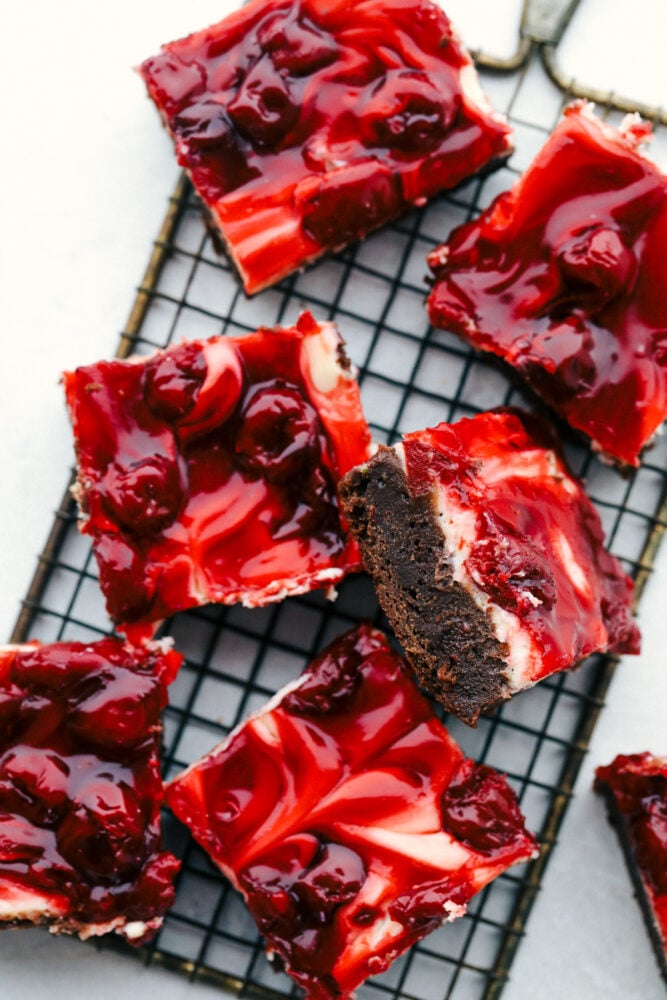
[{"xmin": 339, "ymin": 447, "xmax": 512, "ymax": 725}]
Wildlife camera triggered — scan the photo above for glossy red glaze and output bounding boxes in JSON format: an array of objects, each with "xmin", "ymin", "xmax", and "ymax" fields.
[
  {"xmin": 0, "ymin": 639, "xmax": 181, "ymax": 943},
  {"xmin": 63, "ymin": 314, "xmax": 371, "ymax": 635},
  {"xmin": 139, "ymin": 0, "xmax": 511, "ymax": 293},
  {"xmin": 402, "ymin": 409, "xmax": 640, "ymax": 685},
  {"xmin": 166, "ymin": 624, "xmax": 537, "ymax": 1000},
  {"xmin": 595, "ymin": 753, "xmax": 667, "ymax": 956},
  {"xmin": 427, "ymin": 103, "xmax": 667, "ymax": 466}
]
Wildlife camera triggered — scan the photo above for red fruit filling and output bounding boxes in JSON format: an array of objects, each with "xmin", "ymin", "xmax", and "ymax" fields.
[
  {"xmin": 0, "ymin": 638, "xmax": 181, "ymax": 943},
  {"xmin": 401, "ymin": 409, "xmax": 640, "ymax": 688},
  {"xmin": 595, "ymin": 753, "xmax": 667, "ymax": 974},
  {"xmin": 427, "ymin": 102, "xmax": 667, "ymax": 467},
  {"xmin": 166, "ymin": 623, "xmax": 537, "ymax": 1000},
  {"xmin": 139, "ymin": 0, "xmax": 511, "ymax": 294},
  {"xmin": 63, "ymin": 313, "xmax": 371, "ymax": 636}
]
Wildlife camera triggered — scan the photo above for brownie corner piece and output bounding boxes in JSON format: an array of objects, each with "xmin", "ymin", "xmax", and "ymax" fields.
[
  {"xmin": 594, "ymin": 753, "xmax": 667, "ymax": 983},
  {"xmin": 339, "ymin": 409, "xmax": 640, "ymax": 725},
  {"xmin": 427, "ymin": 102, "xmax": 667, "ymax": 467},
  {"xmin": 0, "ymin": 637, "xmax": 181, "ymax": 944},
  {"xmin": 139, "ymin": 0, "xmax": 512, "ymax": 294},
  {"xmin": 166, "ymin": 622, "xmax": 537, "ymax": 1000}
]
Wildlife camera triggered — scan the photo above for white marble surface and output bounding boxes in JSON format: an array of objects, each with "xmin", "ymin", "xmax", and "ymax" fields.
[{"xmin": 0, "ymin": 1, "xmax": 665, "ymax": 998}]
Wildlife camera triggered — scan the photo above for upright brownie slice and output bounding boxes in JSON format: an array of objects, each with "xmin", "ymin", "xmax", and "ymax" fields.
[
  {"xmin": 427, "ymin": 102, "xmax": 667, "ymax": 467},
  {"xmin": 339, "ymin": 409, "xmax": 640, "ymax": 725},
  {"xmin": 63, "ymin": 313, "xmax": 371, "ymax": 636},
  {"xmin": 0, "ymin": 638, "xmax": 181, "ymax": 943},
  {"xmin": 595, "ymin": 753, "xmax": 667, "ymax": 983},
  {"xmin": 139, "ymin": 0, "xmax": 512, "ymax": 294},
  {"xmin": 166, "ymin": 623, "xmax": 537, "ymax": 1000}
]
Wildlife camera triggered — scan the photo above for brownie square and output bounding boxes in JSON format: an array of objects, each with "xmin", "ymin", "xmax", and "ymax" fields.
[
  {"xmin": 166, "ymin": 623, "xmax": 537, "ymax": 1000},
  {"xmin": 0, "ymin": 638, "xmax": 181, "ymax": 943},
  {"xmin": 139, "ymin": 0, "xmax": 512, "ymax": 293},
  {"xmin": 63, "ymin": 313, "xmax": 371, "ymax": 635},
  {"xmin": 339, "ymin": 408, "xmax": 640, "ymax": 725},
  {"xmin": 427, "ymin": 102, "xmax": 667, "ymax": 467}
]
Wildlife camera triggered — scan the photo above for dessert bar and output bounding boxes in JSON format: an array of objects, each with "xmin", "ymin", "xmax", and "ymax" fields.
[
  {"xmin": 63, "ymin": 313, "xmax": 371, "ymax": 635},
  {"xmin": 0, "ymin": 638, "xmax": 181, "ymax": 943},
  {"xmin": 166, "ymin": 623, "xmax": 538, "ymax": 1000},
  {"xmin": 339, "ymin": 409, "xmax": 640, "ymax": 725},
  {"xmin": 140, "ymin": 0, "xmax": 512, "ymax": 293},
  {"xmin": 427, "ymin": 102, "xmax": 667, "ymax": 467},
  {"xmin": 595, "ymin": 753, "xmax": 667, "ymax": 982}
]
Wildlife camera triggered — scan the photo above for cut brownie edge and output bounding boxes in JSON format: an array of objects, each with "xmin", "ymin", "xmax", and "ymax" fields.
[
  {"xmin": 339, "ymin": 448, "xmax": 511, "ymax": 725},
  {"xmin": 594, "ymin": 754, "xmax": 667, "ymax": 984},
  {"xmin": 595, "ymin": 781, "xmax": 667, "ymax": 984}
]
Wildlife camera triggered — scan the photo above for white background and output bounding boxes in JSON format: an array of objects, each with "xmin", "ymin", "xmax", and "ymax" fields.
[{"xmin": 0, "ymin": 0, "xmax": 665, "ymax": 997}]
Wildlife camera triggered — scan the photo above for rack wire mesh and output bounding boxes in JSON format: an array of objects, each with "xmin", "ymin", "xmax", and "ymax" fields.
[{"xmin": 10, "ymin": 7, "xmax": 667, "ymax": 1000}]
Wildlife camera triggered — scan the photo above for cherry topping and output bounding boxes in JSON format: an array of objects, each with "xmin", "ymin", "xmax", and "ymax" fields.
[
  {"xmin": 93, "ymin": 535, "xmax": 155, "ymax": 624},
  {"xmin": 0, "ymin": 640, "xmax": 180, "ymax": 941},
  {"xmin": 235, "ymin": 382, "xmax": 320, "ymax": 483},
  {"xmin": 228, "ymin": 57, "xmax": 299, "ymax": 147},
  {"xmin": 300, "ymin": 162, "xmax": 402, "ymax": 247},
  {"xmin": 441, "ymin": 759, "xmax": 529, "ymax": 853},
  {"xmin": 68, "ymin": 669, "xmax": 162, "ymax": 750},
  {"xmin": 144, "ymin": 341, "xmax": 207, "ymax": 420},
  {"xmin": 258, "ymin": 12, "xmax": 338, "ymax": 76},
  {"xmin": 556, "ymin": 226, "xmax": 637, "ymax": 305},
  {"xmin": 283, "ymin": 636, "xmax": 363, "ymax": 716},
  {"xmin": 360, "ymin": 71, "xmax": 452, "ymax": 153},
  {"xmin": 100, "ymin": 455, "xmax": 183, "ymax": 535},
  {"xmin": 466, "ymin": 509, "xmax": 557, "ymax": 614}
]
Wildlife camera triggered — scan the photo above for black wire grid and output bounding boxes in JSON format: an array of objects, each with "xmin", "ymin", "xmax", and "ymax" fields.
[{"xmin": 11, "ymin": 11, "xmax": 667, "ymax": 1000}]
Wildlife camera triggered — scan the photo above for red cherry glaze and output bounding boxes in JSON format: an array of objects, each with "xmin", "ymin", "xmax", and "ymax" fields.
[
  {"xmin": 63, "ymin": 315, "xmax": 371, "ymax": 634},
  {"xmin": 595, "ymin": 754, "xmax": 667, "ymax": 958},
  {"xmin": 427, "ymin": 103, "xmax": 667, "ymax": 467},
  {"xmin": 0, "ymin": 639, "xmax": 181, "ymax": 943},
  {"xmin": 166, "ymin": 624, "xmax": 537, "ymax": 1000},
  {"xmin": 139, "ymin": 0, "xmax": 511, "ymax": 293},
  {"xmin": 401, "ymin": 409, "xmax": 640, "ymax": 686}
]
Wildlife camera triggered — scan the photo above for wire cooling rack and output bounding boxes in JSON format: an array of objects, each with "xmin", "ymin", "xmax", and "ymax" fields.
[{"xmin": 11, "ymin": 6, "xmax": 667, "ymax": 999}]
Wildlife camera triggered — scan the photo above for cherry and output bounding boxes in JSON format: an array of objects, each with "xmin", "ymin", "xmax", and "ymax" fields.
[
  {"xmin": 465, "ymin": 510, "xmax": 556, "ymax": 613},
  {"xmin": 228, "ymin": 56, "xmax": 299, "ymax": 147},
  {"xmin": 144, "ymin": 342, "xmax": 207, "ymax": 420},
  {"xmin": 57, "ymin": 777, "xmax": 146, "ymax": 880},
  {"xmin": 293, "ymin": 843, "xmax": 365, "ymax": 919},
  {"xmin": 68, "ymin": 669, "xmax": 162, "ymax": 750},
  {"xmin": 94, "ymin": 535, "xmax": 154, "ymax": 623},
  {"xmin": 283, "ymin": 635, "xmax": 362, "ymax": 716},
  {"xmin": 235, "ymin": 383, "xmax": 320, "ymax": 482},
  {"xmin": 258, "ymin": 11, "xmax": 338, "ymax": 76},
  {"xmin": 100, "ymin": 454, "xmax": 183, "ymax": 535},
  {"xmin": 1, "ymin": 747, "xmax": 70, "ymax": 812},
  {"xmin": 300, "ymin": 161, "xmax": 403, "ymax": 247},
  {"xmin": 0, "ymin": 682, "xmax": 25, "ymax": 733},
  {"xmin": 391, "ymin": 879, "xmax": 468, "ymax": 930},
  {"xmin": 441, "ymin": 760, "xmax": 529, "ymax": 853},
  {"xmin": 557, "ymin": 226, "xmax": 637, "ymax": 305},
  {"xmin": 360, "ymin": 71, "xmax": 452, "ymax": 153},
  {"xmin": 141, "ymin": 55, "xmax": 205, "ymax": 116}
]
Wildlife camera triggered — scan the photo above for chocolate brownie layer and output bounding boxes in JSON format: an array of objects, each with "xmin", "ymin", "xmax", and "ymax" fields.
[{"xmin": 339, "ymin": 447, "xmax": 511, "ymax": 725}]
